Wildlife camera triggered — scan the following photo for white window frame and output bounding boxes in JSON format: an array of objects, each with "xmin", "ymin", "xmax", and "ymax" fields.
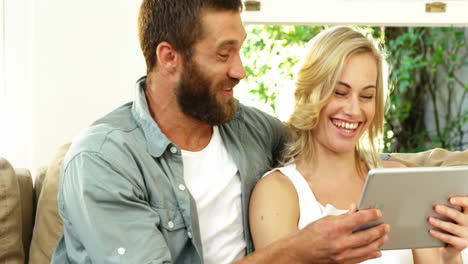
[{"xmin": 242, "ymin": 0, "xmax": 468, "ymax": 26}]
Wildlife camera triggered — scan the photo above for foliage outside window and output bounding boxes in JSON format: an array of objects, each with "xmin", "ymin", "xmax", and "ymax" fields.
[{"xmin": 240, "ymin": 25, "xmax": 468, "ymax": 153}]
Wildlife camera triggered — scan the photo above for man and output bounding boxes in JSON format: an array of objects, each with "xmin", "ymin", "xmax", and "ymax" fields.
[{"xmin": 51, "ymin": 0, "xmax": 389, "ymax": 263}]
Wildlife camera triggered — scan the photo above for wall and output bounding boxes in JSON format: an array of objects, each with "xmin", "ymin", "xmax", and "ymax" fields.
[
  {"xmin": 31, "ymin": 0, "xmax": 145, "ymax": 172},
  {"xmin": 1, "ymin": 0, "xmax": 34, "ymax": 170}
]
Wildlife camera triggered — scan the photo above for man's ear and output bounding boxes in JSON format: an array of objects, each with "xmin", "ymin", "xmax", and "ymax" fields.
[{"xmin": 156, "ymin": 41, "xmax": 180, "ymax": 73}]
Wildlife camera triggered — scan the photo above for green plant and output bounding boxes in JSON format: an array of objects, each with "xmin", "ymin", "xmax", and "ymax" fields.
[
  {"xmin": 241, "ymin": 25, "xmax": 321, "ymax": 113},
  {"xmin": 384, "ymin": 27, "xmax": 468, "ymax": 152}
]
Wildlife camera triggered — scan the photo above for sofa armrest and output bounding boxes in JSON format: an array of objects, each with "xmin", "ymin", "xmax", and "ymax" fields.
[
  {"xmin": 33, "ymin": 166, "xmax": 47, "ymax": 208},
  {"xmin": 0, "ymin": 157, "xmax": 25, "ymax": 264},
  {"xmin": 390, "ymin": 148, "xmax": 468, "ymax": 167},
  {"xmin": 29, "ymin": 143, "xmax": 71, "ymax": 264},
  {"xmin": 16, "ymin": 168, "xmax": 34, "ymax": 262}
]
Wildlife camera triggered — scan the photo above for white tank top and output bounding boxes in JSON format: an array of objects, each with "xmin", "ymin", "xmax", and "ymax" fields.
[
  {"xmin": 182, "ymin": 126, "xmax": 245, "ymax": 264},
  {"xmin": 271, "ymin": 162, "xmax": 414, "ymax": 264}
]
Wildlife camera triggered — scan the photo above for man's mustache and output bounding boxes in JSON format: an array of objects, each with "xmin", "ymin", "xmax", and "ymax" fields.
[{"xmin": 222, "ymin": 78, "xmax": 240, "ymax": 89}]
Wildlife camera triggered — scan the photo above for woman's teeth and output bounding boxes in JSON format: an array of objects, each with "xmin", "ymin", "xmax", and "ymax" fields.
[{"xmin": 332, "ymin": 120, "xmax": 358, "ymax": 130}]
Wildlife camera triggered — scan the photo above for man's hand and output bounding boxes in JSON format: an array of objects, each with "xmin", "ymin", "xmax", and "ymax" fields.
[{"xmin": 289, "ymin": 207, "xmax": 389, "ymax": 264}]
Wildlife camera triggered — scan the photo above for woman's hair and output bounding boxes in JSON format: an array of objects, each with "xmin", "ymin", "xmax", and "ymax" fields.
[{"xmin": 283, "ymin": 26, "xmax": 388, "ymax": 169}]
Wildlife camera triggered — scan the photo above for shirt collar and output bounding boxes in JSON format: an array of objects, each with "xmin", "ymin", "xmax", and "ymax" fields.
[{"xmin": 132, "ymin": 76, "xmax": 171, "ymax": 157}]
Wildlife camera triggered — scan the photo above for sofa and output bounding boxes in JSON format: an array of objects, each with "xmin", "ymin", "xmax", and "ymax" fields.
[
  {"xmin": 0, "ymin": 143, "xmax": 70, "ymax": 264},
  {"xmin": 1, "ymin": 144, "xmax": 468, "ymax": 264}
]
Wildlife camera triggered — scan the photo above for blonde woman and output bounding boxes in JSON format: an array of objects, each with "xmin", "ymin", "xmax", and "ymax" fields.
[{"xmin": 249, "ymin": 26, "xmax": 468, "ymax": 263}]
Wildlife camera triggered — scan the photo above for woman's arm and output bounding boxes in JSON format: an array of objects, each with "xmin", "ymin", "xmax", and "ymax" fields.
[
  {"xmin": 412, "ymin": 248, "xmax": 441, "ymax": 264},
  {"xmin": 249, "ymin": 170, "xmax": 300, "ymax": 249}
]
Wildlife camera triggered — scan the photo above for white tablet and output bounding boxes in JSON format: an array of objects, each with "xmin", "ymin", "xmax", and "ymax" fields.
[{"xmin": 355, "ymin": 166, "xmax": 468, "ymax": 250}]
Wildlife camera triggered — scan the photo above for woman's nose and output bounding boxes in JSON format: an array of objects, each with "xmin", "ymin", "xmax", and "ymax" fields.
[{"xmin": 343, "ymin": 96, "xmax": 360, "ymax": 117}]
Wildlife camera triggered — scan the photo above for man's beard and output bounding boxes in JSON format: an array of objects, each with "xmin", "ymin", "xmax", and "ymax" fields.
[{"xmin": 176, "ymin": 60, "xmax": 239, "ymax": 126}]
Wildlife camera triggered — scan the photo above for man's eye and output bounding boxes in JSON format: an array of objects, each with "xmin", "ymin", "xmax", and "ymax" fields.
[{"xmin": 218, "ymin": 54, "xmax": 229, "ymax": 59}]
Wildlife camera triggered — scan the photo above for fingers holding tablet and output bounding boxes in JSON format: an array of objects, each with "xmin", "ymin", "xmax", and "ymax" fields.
[
  {"xmin": 447, "ymin": 196, "xmax": 468, "ymax": 221},
  {"xmin": 345, "ymin": 208, "xmax": 390, "ymax": 248},
  {"xmin": 428, "ymin": 196, "xmax": 468, "ymax": 259},
  {"xmin": 328, "ymin": 209, "xmax": 389, "ymax": 262}
]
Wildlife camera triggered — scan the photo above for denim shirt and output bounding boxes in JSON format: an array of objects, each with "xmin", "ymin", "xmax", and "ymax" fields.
[{"xmin": 51, "ymin": 77, "xmax": 287, "ymax": 264}]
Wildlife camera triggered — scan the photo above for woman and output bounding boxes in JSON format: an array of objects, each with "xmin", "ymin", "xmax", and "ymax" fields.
[{"xmin": 249, "ymin": 26, "xmax": 468, "ymax": 263}]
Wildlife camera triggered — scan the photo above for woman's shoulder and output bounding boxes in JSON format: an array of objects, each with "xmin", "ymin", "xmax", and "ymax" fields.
[
  {"xmin": 250, "ymin": 168, "xmax": 300, "ymax": 225},
  {"xmin": 258, "ymin": 169, "xmax": 296, "ymax": 193},
  {"xmin": 252, "ymin": 168, "xmax": 299, "ymax": 207},
  {"xmin": 249, "ymin": 168, "xmax": 301, "ymax": 249}
]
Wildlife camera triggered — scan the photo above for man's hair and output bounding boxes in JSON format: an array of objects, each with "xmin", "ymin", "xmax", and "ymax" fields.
[
  {"xmin": 138, "ymin": 0, "xmax": 243, "ymax": 72},
  {"xmin": 283, "ymin": 26, "xmax": 388, "ymax": 169}
]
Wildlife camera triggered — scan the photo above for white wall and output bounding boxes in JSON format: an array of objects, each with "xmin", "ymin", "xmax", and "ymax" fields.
[
  {"xmin": 1, "ymin": 0, "xmax": 34, "ymax": 170},
  {"xmin": 31, "ymin": 0, "xmax": 146, "ymax": 171},
  {"xmin": 2, "ymin": 0, "xmax": 145, "ymax": 173}
]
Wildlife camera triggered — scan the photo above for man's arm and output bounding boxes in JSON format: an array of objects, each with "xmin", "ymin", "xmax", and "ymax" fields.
[
  {"xmin": 239, "ymin": 209, "xmax": 389, "ymax": 264},
  {"xmin": 58, "ymin": 152, "xmax": 173, "ymax": 263}
]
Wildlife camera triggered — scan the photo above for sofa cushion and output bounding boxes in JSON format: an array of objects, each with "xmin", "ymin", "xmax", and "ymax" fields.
[
  {"xmin": 29, "ymin": 143, "xmax": 71, "ymax": 264},
  {"xmin": 391, "ymin": 148, "xmax": 468, "ymax": 167},
  {"xmin": 0, "ymin": 157, "xmax": 25, "ymax": 264},
  {"xmin": 34, "ymin": 166, "xmax": 48, "ymax": 207},
  {"xmin": 16, "ymin": 168, "xmax": 34, "ymax": 262}
]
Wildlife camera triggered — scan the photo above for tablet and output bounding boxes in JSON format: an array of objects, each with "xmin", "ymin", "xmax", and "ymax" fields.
[{"xmin": 355, "ymin": 166, "xmax": 468, "ymax": 250}]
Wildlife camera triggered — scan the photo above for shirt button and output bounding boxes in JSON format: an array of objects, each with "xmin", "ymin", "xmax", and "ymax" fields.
[
  {"xmin": 117, "ymin": 247, "xmax": 126, "ymax": 255},
  {"xmin": 178, "ymin": 184, "xmax": 186, "ymax": 191},
  {"xmin": 169, "ymin": 147, "xmax": 177, "ymax": 154},
  {"xmin": 168, "ymin": 221, "xmax": 174, "ymax": 229},
  {"xmin": 187, "ymin": 232, "xmax": 192, "ymax": 239}
]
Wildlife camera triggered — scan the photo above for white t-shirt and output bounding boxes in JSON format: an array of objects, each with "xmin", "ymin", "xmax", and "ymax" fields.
[
  {"xmin": 269, "ymin": 162, "xmax": 414, "ymax": 264},
  {"xmin": 182, "ymin": 126, "xmax": 245, "ymax": 264}
]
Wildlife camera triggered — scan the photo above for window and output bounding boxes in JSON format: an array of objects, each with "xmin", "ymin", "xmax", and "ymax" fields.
[{"xmin": 240, "ymin": 1, "xmax": 468, "ymax": 152}]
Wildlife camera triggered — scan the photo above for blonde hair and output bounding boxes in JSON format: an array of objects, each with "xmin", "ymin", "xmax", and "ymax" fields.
[{"xmin": 284, "ymin": 26, "xmax": 388, "ymax": 169}]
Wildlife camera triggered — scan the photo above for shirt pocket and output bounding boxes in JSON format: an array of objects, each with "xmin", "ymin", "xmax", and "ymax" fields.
[
  {"xmin": 155, "ymin": 207, "xmax": 186, "ymax": 231},
  {"xmin": 154, "ymin": 207, "xmax": 190, "ymax": 260}
]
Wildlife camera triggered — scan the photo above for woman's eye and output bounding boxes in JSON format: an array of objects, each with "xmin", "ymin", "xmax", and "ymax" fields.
[
  {"xmin": 335, "ymin": 91, "xmax": 346, "ymax": 96},
  {"xmin": 361, "ymin": 95, "xmax": 375, "ymax": 99}
]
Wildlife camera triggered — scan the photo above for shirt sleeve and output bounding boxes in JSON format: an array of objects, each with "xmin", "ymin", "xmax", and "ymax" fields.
[
  {"xmin": 58, "ymin": 151, "xmax": 172, "ymax": 264},
  {"xmin": 270, "ymin": 117, "xmax": 288, "ymax": 166}
]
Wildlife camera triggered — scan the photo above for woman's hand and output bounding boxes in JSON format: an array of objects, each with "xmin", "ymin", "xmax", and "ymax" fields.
[{"xmin": 428, "ymin": 196, "xmax": 468, "ymax": 263}]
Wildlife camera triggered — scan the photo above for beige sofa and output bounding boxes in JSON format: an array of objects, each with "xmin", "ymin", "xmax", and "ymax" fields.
[
  {"xmin": 0, "ymin": 143, "xmax": 69, "ymax": 264},
  {"xmin": 0, "ymin": 145, "xmax": 467, "ymax": 264}
]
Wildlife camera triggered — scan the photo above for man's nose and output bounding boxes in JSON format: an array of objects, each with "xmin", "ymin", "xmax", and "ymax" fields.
[{"xmin": 228, "ymin": 54, "xmax": 246, "ymax": 80}]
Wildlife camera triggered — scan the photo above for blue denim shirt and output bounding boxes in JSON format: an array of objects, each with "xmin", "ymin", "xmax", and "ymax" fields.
[{"xmin": 51, "ymin": 77, "xmax": 287, "ymax": 264}]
